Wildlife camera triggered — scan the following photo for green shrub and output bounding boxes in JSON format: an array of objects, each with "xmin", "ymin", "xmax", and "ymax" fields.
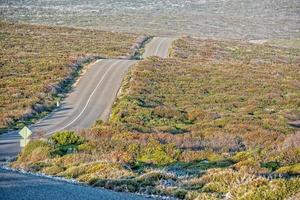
[
  {"xmin": 49, "ymin": 131, "xmax": 84, "ymax": 155},
  {"xmin": 261, "ymin": 161, "xmax": 281, "ymax": 172},
  {"xmin": 50, "ymin": 131, "xmax": 84, "ymax": 146},
  {"xmin": 137, "ymin": 139, "xmax": 180, "ymax": 165},
  {"xmin": 232, "ymin": 150, "xmax": 256, "ymax": 162}
]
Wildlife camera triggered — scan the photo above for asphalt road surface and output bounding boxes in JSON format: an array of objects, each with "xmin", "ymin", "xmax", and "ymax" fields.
[
  {"xmin": 0, "ymin": 168, "xmax": 150, "ymax": 200},
  {"xmin": 0, "ymin": 37, "xmax": 174, "ymax": 200},
  {"xmin": 143, "ymin": 37, "xmax": 174, "ymax": 58}
]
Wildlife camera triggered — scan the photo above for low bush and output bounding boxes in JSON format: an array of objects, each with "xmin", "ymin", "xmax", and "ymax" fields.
[
  {"xmin": 137, "ymin": 139, "xmax": 180, "ymax": 165},
  {"xmin": 231, "ymin": 150, "xmax": 256, "ymax": 162},
  {"xmin": 50, "ymin": 131, "xmax": 84, "ymax": 146},
  {"xmin": 49, "ymin": 131, "xmax": 84, "ymax": 155},
  {"xmin": 261, "ymin": 161, "xmax": 281, "ymax": 172}
]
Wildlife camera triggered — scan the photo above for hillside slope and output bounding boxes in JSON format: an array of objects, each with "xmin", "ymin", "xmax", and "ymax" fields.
[{"xmin": 0, "ymin": 21, "xmax": 139, "ymax": 132}]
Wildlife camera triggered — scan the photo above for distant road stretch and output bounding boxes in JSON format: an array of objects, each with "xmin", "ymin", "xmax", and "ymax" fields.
[{"xmin": 143, "ymin": 37, "xmax": 174, "ymax": 58}]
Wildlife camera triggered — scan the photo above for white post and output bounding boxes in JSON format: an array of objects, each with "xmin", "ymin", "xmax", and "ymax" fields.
[{"xmin": 19, "ymin": 126, "xmax": 32, "ymax": 147}]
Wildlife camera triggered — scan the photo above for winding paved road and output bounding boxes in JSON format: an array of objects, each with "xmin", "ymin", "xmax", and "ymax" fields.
[
  {"xmin": 0, "ymin": 59, "xmax": 137, "ymax": 160},
  {"xmin": 0, "ymin": 37, "xmax": 174, "ymax": 199}
]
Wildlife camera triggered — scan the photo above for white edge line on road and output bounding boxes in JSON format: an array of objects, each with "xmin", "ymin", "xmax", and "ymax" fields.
[
  {"xmin": 102, "ymin": 60, "xmax": 137, "ymax": 120},
  {"xmin": 47, "ymin": 60, "xmax": 121, "ymax": 135},
  {"xmin": 25, "ymin": 59, "xmax": 105, "ymax": 132},
  {"xmin": 73, "ymin": 59, "xmax": 103, "ymax": 88},
  {"xmin": 163, "ymin": 38, "xmax": 173, "ymax": 58},
  {"xmin": 154, "ymin": 38, "xmax": 167, "ymax": 57}
]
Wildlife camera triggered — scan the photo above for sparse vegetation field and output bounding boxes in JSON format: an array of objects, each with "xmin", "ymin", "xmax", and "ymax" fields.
[{"xmin": 112, "ymin": 37, "xmax": 300, "ymax": 138}]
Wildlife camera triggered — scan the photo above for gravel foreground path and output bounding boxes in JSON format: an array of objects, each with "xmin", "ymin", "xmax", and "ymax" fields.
[{"xmin": 0, "ymin": 168, "xmax": 152, "ymax": 200}]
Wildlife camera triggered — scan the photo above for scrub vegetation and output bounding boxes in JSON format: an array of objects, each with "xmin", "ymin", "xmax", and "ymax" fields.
[
  {"xmin": 0, "ymin": 21, "xmax": 140, "ymax": 132},
  {"xmin": 13, "ymin": 37, "xmax": 300, "ymax": 199}
]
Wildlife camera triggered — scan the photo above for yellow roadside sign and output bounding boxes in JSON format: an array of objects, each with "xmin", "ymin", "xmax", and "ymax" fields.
[{"xmin": 19, "ymin": 126, "xmax": 32, "ymax": 139}]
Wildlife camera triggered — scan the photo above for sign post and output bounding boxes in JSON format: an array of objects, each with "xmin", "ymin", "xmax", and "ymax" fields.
[{"xmin": 19, "ymin": 126, "xmax": 32, "ymax": 147}]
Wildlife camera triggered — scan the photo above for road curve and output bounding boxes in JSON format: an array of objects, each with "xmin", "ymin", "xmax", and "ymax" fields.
[
  {"xmin": 142, "ymin": 37, "xmax": 174, "ymax": 58},
  {"xmin": 0, "ymin": 37, "xmax": 174, "ymax": 200},
  {"xmin": 0, "ymin": 168, "xmax": 150, "ymax": 200}
]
